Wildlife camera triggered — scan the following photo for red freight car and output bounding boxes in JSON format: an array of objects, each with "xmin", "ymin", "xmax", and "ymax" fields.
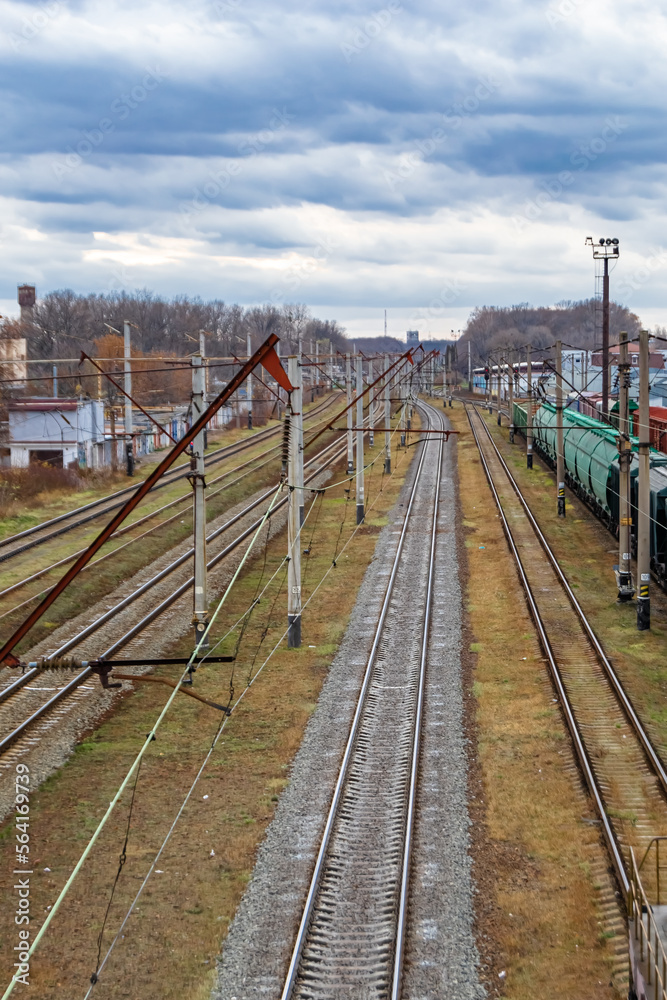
[{"xmin": 649, "ymin": 407, "xmax": 667, "ymax": 453}]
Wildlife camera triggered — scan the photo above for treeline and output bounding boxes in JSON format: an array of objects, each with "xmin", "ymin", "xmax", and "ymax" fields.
[
  {"xmin": 459, "ymin": 299, "xmax": 642, "ymax": 368},
  {"xmin": 0, "ymin": 290, "xmax": 348, "ymax": 404}
]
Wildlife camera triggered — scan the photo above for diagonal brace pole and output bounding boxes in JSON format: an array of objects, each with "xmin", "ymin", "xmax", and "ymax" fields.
[{"xmin": 0, "ymin": 334, "xmax": 289, "ymax": 668}]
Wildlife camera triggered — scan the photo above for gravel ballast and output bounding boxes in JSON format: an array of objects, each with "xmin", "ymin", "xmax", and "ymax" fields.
[{"xmin": 213, "ymin": 407, "xmax": 485, "ymax": 999}]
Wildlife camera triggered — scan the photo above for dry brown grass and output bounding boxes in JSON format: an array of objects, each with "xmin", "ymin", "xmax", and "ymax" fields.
[
  {"xmin": 0, "ymin": 417, "xmax": 413, "ymax": 999},
  {"xmin": 447, "ymin": 400, "xmax": 620, "ymax": 999},
  {"xmin": 480, "ymin": 408, "xmax": 667, "ymax": 759}
]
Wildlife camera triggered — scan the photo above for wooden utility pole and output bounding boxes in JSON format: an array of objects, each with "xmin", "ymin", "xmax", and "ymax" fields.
[
  {"xmin": 556, "ymin": 340, "xmax": 565, "ymax": 517},
  {"xmin": 346, "ymin": 353, "xmax": 354, "ymax": 474},
  {"xmin": 356, "ymin": 354, "xmax": 365, "ymax": 524},
  {"xmin": 637, "ymin": 328, "xmax": 651, "ymax": 629},
  {"xmin": 123, "ymin": 320, "xmax": 134, "ymax": 476},
  {"xmin": 191, "ymin": 355, "xmax": 209, "ymax": 649},
  {"xmin": 287, "ymin": 356, "xmax": 302, "ymax": 648},
  {"xmin": 384, "ymin": 355, "xmax": 391, "ymax": 474},
  {"xmin": 616, "ymin": 330, "xmax": 634, "ymax": 601},
  {"xmin": 526, "ymin": 345, "xmax": 533, "ymax": 469}
]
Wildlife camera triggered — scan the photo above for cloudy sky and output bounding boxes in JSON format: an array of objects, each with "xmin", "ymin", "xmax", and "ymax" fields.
[{"xmin": 1, "ymin": 0, "xmax": 666, "ymax": 338}]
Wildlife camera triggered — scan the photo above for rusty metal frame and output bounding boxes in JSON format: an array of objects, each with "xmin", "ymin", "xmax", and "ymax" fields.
[
  {"xmin": 0, "ymin": 333, "xmax": 287, "ymax": 668},
  {"xmin": 304, "ymin": 348, "xmax": 415, "ymax": 451}
]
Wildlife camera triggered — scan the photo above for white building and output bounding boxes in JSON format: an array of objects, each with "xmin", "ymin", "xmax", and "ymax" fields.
[
  {"xmin": 9, "ymin": 397, "xmax": 105, "ymax": 468},
  {"xmin": 0, "ymin": 339, "xmax": 27, "ymax": 387}
]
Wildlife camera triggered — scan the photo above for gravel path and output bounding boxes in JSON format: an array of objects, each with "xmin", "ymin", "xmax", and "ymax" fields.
[{"xmin": 212, "ymin": 410, "xmax": 484, "ymax": 999}]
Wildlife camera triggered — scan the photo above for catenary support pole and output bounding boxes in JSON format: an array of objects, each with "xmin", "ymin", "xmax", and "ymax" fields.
[
  {"xmin": 508, "ymin": 354, "xmax": 515, "ymax": 443},
  {"xmin": 555, "ymin": 340, "xmax": 566, "ymax": 517},
  {"xmin": 468, "ymin": 340, "xmax": 472, "ymax": 391},
  {"xmin": 368, "ymin": 359, "xmax": 374, "ymax": 446},
  {"xmin": 287, "ymin": 356, "xmax": 302, "ymax": 648},
  {"xmin": 384, "ymin": 354, "xmax": 391, "ymax": 474},
  {"xmin": 246, "ymin": 331, "xmax": 253, "ymax": 429},
  {"xmin": 637, "ymin": 328, "xmax": 651, "ymax": 629},
  {"xmin": 123, "ymin": 320, "xmax": 134, "ymax": 476},
  {"xmin": 109, "ymin": 406, "xmax": 117, "ymax": 470},
  {"xmin": 52, "ymin": 364, "xmax": 58, "ymax": 398},
  {"xmin": 526, "ymin": 344, "xmax": 533, "ymax": 469},
  {"xmin": 602, "ymin": 255, "xmax": 610, "ymax": 419},
  {"xmin": 355, "ymin": 354, "xmax": 365, "ymax": 524},
  {"xmin": 400, "ymin": 378, "xmax": 406, "ymax": 447},
  {"xmin": 296, "ymin": 351, "xmax": 304, "ymax": 526},
  {"xmin": 190, "ymin": 355, "xmax": 209, "ymax": 651},
  {"xmin": 617, "ymin": 330, "xmax": 634, "ymax": 601},
  {"xmin": 200, "ymin": 331, "xmax": 208, "ymax": 449},
  {"xmin": 346, "ymin": 353, "xmax": 354, "ymax": 474},
  {"xmin": 496, "ymin": 357, "xmax": 502, "ymax": 425}
]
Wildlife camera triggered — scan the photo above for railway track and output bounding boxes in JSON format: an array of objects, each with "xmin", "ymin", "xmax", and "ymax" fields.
[
  {"xmin": 0, "ymin": 422, "xmax": 368, "ymax": 774},
  {"xmin": 465, "ymin": 402, "xmax": 667, "ymax": 898},
  {"xmin": 281, "ymin": 401, "xmax": 444, "ymax": 999},
  {"xmin": 0, "ymin": 393, "xmax": 339, "ymax": 566},
  {"xmin": 0, "ymin": 395, "xmax": 343, "ymax": 624}
]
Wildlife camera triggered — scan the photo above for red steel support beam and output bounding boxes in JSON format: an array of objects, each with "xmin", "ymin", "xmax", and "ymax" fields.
[
  {"xmin": 0, "ymin": 334, "xmax": 290, "ymax": 668},
  {"xmin": 304, "ymin": 349, "xmax": 415, "ymax": 451}
]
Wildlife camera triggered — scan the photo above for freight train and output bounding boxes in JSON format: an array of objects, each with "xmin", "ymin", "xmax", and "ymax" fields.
[{"xmin": 511, "ymin": 400, "xmax": 667, "ymax": 585}]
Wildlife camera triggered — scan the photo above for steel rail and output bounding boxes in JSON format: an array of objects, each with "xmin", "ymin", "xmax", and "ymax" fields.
[
  {"xmin": 280, "ymin": 406, "xmax": 436, "ymax": 999},
  {"xmin": 0, "ymin": 429, "xmax": 355, "ymax": 754},
  {"xmin": 0, "ymin": 400, "xmax": 341, "ymax": 609},
  {"xmin": 465, "ymin": 403, "xmax": 629, "ymax": 894},
  {"xmin": 0, "ymin": 394, "xmax": 340, "ymax": 563},
  {"xmin": 0, "ymin": 440, "xmax": 282, "ymax": 603},
  {"xmin": 472, "ymin": 403, "xmax": 667, "ymax": 796},
  {"xmin": 0, "ymin": 426, "xmax": 349, "ymax": 709}
]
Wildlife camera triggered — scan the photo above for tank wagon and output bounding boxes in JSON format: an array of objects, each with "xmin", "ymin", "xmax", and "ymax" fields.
[{"xmin": 512, "ymin": 400, "xmax": 667, "ymax": 585}]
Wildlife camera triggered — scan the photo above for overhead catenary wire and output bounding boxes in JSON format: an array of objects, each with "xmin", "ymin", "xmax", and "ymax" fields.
[
  {"xmin": 0, "ymin": 481, "xmax": 285, "ymax": 1000},
  {"xmin": 80, "ymin": 414, "xmax": 414, "ymax": 998},
  {"xmin": 0, "ymin": 393, "xmax": 414, "ymax": 1000}
]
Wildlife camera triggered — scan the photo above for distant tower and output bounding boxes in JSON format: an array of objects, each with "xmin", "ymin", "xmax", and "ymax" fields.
[
  {"xmin": 18, "ymin": 285, "xmax": 36, "ymax": 323},
  {"xmin": 406, "ymin": 330, "xmax": 420, "ymax": 348}
]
